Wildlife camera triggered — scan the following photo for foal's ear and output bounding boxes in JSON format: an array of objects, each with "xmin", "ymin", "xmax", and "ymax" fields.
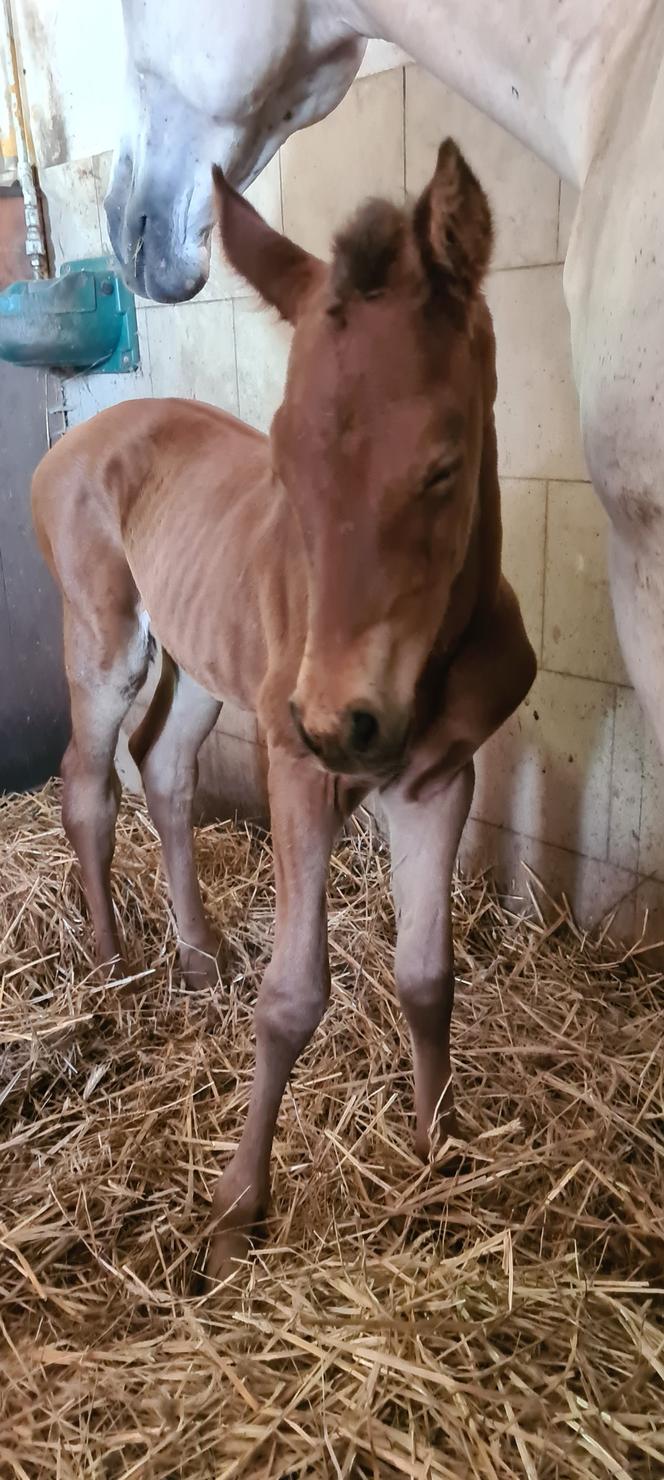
[
  {"xmin": 212, "ymin": 166, "xmax": 324, "ymax": 324},
  {"xmin": 413, "ymin": 139, "xmax": 493, "ymax": 308}
]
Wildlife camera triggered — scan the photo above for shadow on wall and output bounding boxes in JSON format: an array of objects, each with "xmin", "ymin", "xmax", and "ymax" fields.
[
  {"xmin": 118, "ymin": 657, "xmax": 620, "ymax": 922},
  {"xmin": 467, "ymin": 681, "xmax": 637, "ymax": 938},
  {"xmin": 116, "ymin": 645, "xmax": 650, "ymax": 942}
]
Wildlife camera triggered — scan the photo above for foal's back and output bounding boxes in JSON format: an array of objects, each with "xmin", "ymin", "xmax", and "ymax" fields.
[
  {"xmin": 32, "ymin": 397, "xmax": 292, "ymax": 707},
  {"xmin": 33, "ymin": 397, "xmax": 267, "ymax": 584}
]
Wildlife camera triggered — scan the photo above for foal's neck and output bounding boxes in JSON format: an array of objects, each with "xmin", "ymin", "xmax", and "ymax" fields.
[{"xmin": 337, "ymin": 0, "xmax": 655, "ymax": 186}]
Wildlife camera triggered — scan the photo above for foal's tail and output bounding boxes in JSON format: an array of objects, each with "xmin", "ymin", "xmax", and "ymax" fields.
[{"xmin": 128, "ymin": 647, "xmax": 178, "ymax": 771}]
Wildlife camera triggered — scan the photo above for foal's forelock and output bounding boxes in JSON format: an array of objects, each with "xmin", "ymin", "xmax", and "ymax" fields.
[
  {"xmin": 327, "ymin": 199, "xmax": 410, "ymax": 316},
  {"xmin": 325, "ymin": 143, "xmax": 493, "ymax": 328}
]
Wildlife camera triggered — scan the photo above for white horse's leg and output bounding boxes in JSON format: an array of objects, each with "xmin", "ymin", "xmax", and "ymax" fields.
[{"xmin": 608, "ymin": 521, "xmax": 664, "ymax": 752}]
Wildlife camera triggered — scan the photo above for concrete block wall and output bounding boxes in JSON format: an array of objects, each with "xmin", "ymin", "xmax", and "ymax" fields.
[{"xmin": 38, "ymin": 63, "xmax": 661, "ymax": 939}]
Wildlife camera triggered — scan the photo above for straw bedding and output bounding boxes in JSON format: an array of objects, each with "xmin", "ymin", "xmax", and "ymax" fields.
[{"xmin": 1, "ymin": 781, "xmax": 663, "ymax": 1479}]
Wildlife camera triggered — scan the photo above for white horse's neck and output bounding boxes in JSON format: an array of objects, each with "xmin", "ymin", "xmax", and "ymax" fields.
[{"xmin": 338, "ymin": 0, "xmax": 656, "ymax": 186}]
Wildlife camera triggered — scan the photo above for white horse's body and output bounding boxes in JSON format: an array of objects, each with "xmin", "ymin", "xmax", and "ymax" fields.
[
  {"xmin": 108, "ymin": 0, "xmax": 664, "ymax": 770},
  {"xmin": 108, "ymin": 0, "xmax": 653, "ymax": 300}
]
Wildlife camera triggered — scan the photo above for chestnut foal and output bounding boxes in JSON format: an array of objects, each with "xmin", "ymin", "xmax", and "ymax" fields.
[{"xmin": 33, "ymin": 141, "xmax": 536, "ymax": 1275}]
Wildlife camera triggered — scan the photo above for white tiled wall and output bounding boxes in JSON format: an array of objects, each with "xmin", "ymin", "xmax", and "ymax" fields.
[
  {"xmin": 145, "ymin": 301, "xmax": 238, "ymax": 408},
  {"xmin": 405, "ymin": 71, "xmax": 560, "ymax": 271},
  {"xmin": 543, "ymin": 482, "xmax": 627, "ymax": 685},
  {"xmin": 487, "ymin": 268, "xmax": 587, "ymax": 482},
  {"xmin": 500, "ymin": 480, "xmax": 547, "ymax": 657},
  {"xmin": 281, "ymin": 67, "xmax": 405, "ymax": 255},
  {"xmin": 39, "ymin": 63, "xmax": 656, "ymax": 941},
  {"xmin": 234, "ymin": 302, "xmax": 291, "ymax": 433}
]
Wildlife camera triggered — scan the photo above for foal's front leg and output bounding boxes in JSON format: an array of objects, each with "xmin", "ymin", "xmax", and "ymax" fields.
[
  {"xmin": 207, "ymin": 746, "xmax": 341, "ymax": 1278},
  {"xmin": 381, "ymin": 763, "xmax": 475, "ymax": 1159}
]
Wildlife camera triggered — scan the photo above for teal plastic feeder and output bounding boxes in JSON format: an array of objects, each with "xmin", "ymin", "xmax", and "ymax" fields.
[{"xmin": 0, "ymin": 256, "xmax": 140, "ymax": 374}]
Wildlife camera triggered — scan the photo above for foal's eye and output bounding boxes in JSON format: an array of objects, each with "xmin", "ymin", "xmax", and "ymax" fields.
[{"xmin": 420, "ymin": 459, "xmax": 462, "ymax": 499}]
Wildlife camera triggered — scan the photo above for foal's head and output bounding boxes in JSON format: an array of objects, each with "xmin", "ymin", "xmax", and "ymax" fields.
[{"xmin": 214, "ymin": 140, "xmax": 493, "ymax": 777}]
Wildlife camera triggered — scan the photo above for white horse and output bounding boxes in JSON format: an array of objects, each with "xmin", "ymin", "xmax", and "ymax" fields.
[{"xmin": 107, "ymin": 0, "xmax": 664, "ymax": 773}]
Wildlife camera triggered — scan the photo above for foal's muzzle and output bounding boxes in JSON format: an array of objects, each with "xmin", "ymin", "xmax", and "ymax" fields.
[{"xmin": 290, "ymin": 700, "xmax": 406, "ymax": 777}]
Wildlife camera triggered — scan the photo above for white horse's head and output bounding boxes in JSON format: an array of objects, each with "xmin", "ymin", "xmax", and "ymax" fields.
[{"xmin": 106, "ymin": 0, "xmax": 365, "ymax": 302}]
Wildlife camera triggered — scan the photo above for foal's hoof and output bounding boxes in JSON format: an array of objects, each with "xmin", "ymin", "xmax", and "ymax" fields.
[
  {"xmin": 97, "ymin": 955, "xmax": 156, "ymax": 1003},
  {"xmin": 179, "ymin": 938, "xmax": 221, "ymax": 990},
  {"xmin": 205, "ymin": 1227, "xmax": 252, "ymax": 1283},
  {"xmin": 417, "ymin": 1110, "xmax": 467, "ymax": 1175},
  {"xmin": 415, "ymin": 1107, "xmax": 459, "ymax": 1162},
  {"xmin": 202, "ymin": 1175, "xmax": 266, "ymax": 1283},
  {"xmin": 94, "ymin": 951, "xmax": 127, "ymax": 984},
  {"xmin": 434, "ymin": 1115, "xmax": 468, "ymax": 1178},
  {"xmin": 436, "ymin": 1141, "xmax": 466, "ymax": 1178}
]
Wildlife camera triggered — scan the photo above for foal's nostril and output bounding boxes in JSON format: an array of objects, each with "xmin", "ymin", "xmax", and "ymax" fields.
[{"xmin": 348, "ymin": 709, "xmax": 379, "ymax": 753}]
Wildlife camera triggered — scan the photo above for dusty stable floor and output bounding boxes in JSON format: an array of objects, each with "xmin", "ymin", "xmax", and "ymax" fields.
[{"xmin": 1, "ymin": 782, "xmax": 663, "ymax": 1479}]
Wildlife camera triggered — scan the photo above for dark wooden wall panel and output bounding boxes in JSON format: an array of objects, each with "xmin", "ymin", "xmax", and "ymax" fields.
[
  {"xmin": 0, "ymin": 189, "xmax": 69, "ymax": 793},
  {"xmin": 0, "ymin": 359, "xmax": 69, "ymax": 791}
]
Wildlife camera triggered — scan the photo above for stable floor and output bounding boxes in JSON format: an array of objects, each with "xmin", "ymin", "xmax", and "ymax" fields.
[{"xmin": 1, "ymin": 783, "xmax": 663, "ymax": 1477}]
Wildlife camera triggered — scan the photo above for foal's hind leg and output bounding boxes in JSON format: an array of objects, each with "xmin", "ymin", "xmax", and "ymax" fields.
[
  {"xmin": 61, "ymin": 606, "xmax": 150, "ymax": 971},
  {"xmin": 132, "ymin": 660, "xmax": 221, "ymax": 988}
]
